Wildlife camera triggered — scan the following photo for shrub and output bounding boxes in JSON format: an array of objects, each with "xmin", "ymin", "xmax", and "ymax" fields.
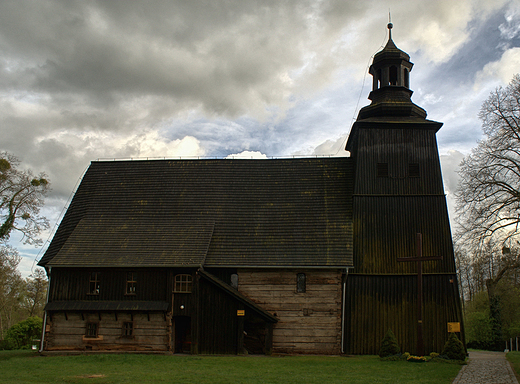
[
  {"xmin": 407, "ymin": 355, "xmax": 427, "ymax": 362},
  {"xmin": 379, "ymin": 329, "xmax": 400, "ymax": 358},
  {"xmin": 430, "ymin": 352, "xmax": 439, "ymax": 358},
  {"xmin": 441, "ymin": 333, "xmax": 466, "ymax": 360},
  {"xmin": 465, "ymin": 311, "xmax": 492, "ymax": 349},
  {"xmin": 2, "ymin": 317, "xmax": 42, "ymax": 350}
]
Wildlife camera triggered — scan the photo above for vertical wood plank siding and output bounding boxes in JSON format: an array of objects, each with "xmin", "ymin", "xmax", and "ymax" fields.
[
  {"xmin": 196, "ymin": 276, "xmax": 240, "ymax": 354},
  {"xmin": 353, "ymin": 128, "xmax": 444, "ymax": 196},
  {"xmin": 352, "ymin": 195, "xmax": 456, "ymax": 274},
  {"xmin": 238, "ymin": 269, "xmax": 342, "ymax": 354},
  {"xmin": 345, "ymin": 124, "xmax": 465, "ymax": 355},
  {"xmin": 344, "ymin": 274, "xmax": 464, "ymax": 355},
  {"xmin": 49, "ymin": 268, "xmax": 168, "ymax": 302}
]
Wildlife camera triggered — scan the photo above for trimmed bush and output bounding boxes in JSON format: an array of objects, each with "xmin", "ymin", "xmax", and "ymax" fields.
[
  {"xmin": 441, "ymin": 333, "xmax": 465, "ymax": 360},
  {"xmin": 379, "ymin": 329, "xmax": 400, "ymax": 358},
  {"xmin": 2, "ymin": 317, "xmax": 42, "ymax": 350}
]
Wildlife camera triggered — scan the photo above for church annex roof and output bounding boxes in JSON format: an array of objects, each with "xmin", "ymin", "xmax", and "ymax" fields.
[{"xmin": 39, "ymin": 157, "xmax": 354, "ymax": 268}]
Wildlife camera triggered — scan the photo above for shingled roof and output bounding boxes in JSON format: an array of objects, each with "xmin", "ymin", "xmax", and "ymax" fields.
[{"xmin": 39, "ymin": 157, "xmax": 354, "ymax": 268}]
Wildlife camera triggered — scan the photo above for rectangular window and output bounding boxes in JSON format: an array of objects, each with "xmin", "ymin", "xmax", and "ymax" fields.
[
  {"xmin": 296, "ymin": 273, "xmax": 306, "ymax": 293},
  {"xmin": 376, "ymin": 163, "xmax": 389, "ymax": 178},
  {"xmin": 85, "ymin": 322, "xmax": 98, "ymax": 338},
  {"xmin": 122, "ymin": 322, "xmax": 133, "ymax": 337},
  {"xmin": 126, "ymin": 272, "xmax": 137, "ymax": 295},
  {"xmin": 89, "ymin": 272, "xmax": 100, "ymax": 295},
  {"xmin": 174, "ymin": 274, "xmax": 193, "ymax": 293},
  {"xmin": 409, "ymin": 163, "xmax": 420, "ymax": 178}
]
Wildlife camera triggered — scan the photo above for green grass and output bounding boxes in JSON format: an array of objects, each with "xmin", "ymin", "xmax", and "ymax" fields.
[
  {"xmin": 507, "ymin": 351, "xmax": 520, "ymax": 381},
  {"xmin": 0, "ymin": 351, "xmax": 462, "ymax": 384}
]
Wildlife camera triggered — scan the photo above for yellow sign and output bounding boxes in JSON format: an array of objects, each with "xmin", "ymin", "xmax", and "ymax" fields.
[
  {"xmin": 447, "ymin": 322, "xmax": 460, "ymax": 333},
  {"xmin": 237, "ymin": 310, "xmax": 245, "ymax": 316}
]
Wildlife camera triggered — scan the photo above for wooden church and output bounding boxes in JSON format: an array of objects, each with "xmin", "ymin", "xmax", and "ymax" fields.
[{"xmin": 38, "ymin": 25, "xmax": 464, "ymax": 355}]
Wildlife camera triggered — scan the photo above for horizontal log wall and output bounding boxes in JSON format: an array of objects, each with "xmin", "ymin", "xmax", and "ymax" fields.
[
  {"xmin": 238, "ymin": 269, "xmax": 342, "ymax": 354},
  {"xmin": 44, "ymin": 312, "xmax": 170, "ymax": 352}
]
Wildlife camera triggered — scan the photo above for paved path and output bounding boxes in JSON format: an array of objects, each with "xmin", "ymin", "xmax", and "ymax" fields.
[{"xmin": 453, "ymin": 351, "xmax": 518, "ymax": 384}]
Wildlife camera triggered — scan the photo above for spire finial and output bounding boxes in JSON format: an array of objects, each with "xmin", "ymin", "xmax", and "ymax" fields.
[{"xmin": 388, "ymin": 11, "xmax": 393, "ymax": 39}]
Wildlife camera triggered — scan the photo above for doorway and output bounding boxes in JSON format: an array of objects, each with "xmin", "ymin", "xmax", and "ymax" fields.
[{"xmin": 173, "ymin": 316, "xmax": 191, "ymax": 353}]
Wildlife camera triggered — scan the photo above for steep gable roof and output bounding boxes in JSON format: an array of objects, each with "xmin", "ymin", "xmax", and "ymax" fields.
[{"xmin": 39, "ymin": 157, "xmax": 354, "ymax": 268}]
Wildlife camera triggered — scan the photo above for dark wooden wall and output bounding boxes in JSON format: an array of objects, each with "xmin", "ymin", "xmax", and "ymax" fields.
[
  {"xmin": 49, "ymin": 268, "xmax": 169, "ymax": 302},
  {"xmin": 344, "ymin": 273, "xmax": 464, "ymax": 355},
  {"xmin": 353, "ymin": 195, "xmax": 456, "ymax": 274},
  {"xmin": 352, "ymin": 126, "xmax": 445, "ymax": 196},
  {"xmin": 196, "ymin": 275, "xmax": 241, "ymax": 354},
  {"xmin": 346, "ymin": 122, "xmax": 465, "ymax": 355}
]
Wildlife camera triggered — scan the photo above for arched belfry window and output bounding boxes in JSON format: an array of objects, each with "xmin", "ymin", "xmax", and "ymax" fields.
[
  {"xmin": 404, "ymin": 69, "xmax": 410, "ymax": 88},
  {"xmin": 296, "ymin": 273, "xmax": 306, "ymax": 293},
  {"xmin": 389, "ymin": 66, "xmax": 398, "ymax": 85},
  {"xmin": 376, "ymin": 68, "xmax": 382, "ymax": 89}
]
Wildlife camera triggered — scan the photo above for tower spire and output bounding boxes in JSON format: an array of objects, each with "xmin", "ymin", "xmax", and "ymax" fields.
[
  {"xmin": 388, "ymin": 11, "xmax": 393, "ymax": 40},
  {"xmin": 355, "ymin": 23, "xmax": 428, "ymax": 120}
]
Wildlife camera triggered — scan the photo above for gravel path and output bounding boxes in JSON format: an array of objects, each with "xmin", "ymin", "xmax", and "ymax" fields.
[{"xmin": 453, "ymin": 351, "xmax": 518, "ymax": 384}]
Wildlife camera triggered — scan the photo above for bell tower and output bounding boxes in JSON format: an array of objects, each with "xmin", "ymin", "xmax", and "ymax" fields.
[
  {"xmin": 343, "ymin": 24, "xmax": 464, "ymax": 355},
  {"xmin": 359, "ymin": 22, "xmax": 427, "ymax": 120}
]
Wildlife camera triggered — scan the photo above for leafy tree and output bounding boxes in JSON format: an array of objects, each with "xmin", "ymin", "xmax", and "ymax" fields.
[
  {"xmin": 0, "ymin": 152, "xmax": 50, "ymax": 245},
  {"xmin": 465, "ymin": 312, "xmax": 493, "ymax": 349},
  {"xmin": 2, "ymin": 316, "xmax": 42, "ymax": 350},
  {"xmin": 0, "ymin": 246, "xmax": 25, "ymax": 339}
]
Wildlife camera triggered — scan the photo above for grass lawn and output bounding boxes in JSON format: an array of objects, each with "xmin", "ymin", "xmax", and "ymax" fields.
[
  {"xmin": 0, "ymin": 351, "xmax": 462, "ymax": 384},
  {"xmin": 507, "ymin": 351, "xmax": 520, "ymax": 381}
]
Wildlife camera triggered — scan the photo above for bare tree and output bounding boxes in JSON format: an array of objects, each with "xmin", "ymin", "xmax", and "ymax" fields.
[
  {"xmin": 456, "ymin": 74, "xmax": 520, "ymax": 272},
  {"xmin": 456, "ymin": 75, "xmax": 520, "ymax": 348},
  {"xmin": 0, "ymin": 152, "xmax": 50, "ymax": 245},
  {"xmin": 23, "ymin": 268, "xmax": 48, "ymax": 318}
]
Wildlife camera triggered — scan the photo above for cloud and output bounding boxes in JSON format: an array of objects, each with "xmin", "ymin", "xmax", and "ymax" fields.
[
  {"xmin": 475, "ymin": 47, "xmax": 520, "ymax": 86},
  {"xmin": 1, "ymin": 1, "xmax": 520, "ymax": 276},
  {"xmin": 225, "ymin": 150, "xmax": 268, "ymax": 159},
  {"xmin": 440, "ymin": 150, "xmax": 466, "ymax": 224}
]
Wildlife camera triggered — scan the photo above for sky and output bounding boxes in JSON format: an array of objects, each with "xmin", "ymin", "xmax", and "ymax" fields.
[{"xmin": 1, "ymin": 0, "xmax": 520, "ymax": 276}]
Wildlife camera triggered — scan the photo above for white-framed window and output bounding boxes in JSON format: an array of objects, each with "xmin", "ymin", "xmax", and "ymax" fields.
[{"xmin": 174, "ymin": 274, "xmax": 193, "ymax": 293}]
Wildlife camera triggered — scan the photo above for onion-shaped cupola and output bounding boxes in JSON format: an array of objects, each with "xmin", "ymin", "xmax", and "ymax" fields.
[{"xmin": 357, "ymin": 23, "xmax": 427, "ymax": 120}]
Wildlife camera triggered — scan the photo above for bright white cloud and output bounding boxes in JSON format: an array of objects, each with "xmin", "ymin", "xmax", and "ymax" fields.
[
  {"xmin": 475, "ymin": 47, "xmax": 520, "ymax": 86},
  {"xmin": 225, "ymin": 151, "xmax": 268, "ymax": 159}
]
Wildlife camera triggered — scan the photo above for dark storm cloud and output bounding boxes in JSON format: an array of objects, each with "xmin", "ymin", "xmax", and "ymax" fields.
[{"xmin": 1, "ymin": 0, "xmax": 520, "ymax": 276}]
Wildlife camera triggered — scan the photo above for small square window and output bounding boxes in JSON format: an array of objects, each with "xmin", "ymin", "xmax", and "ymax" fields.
[
  {"xmin": 126, "ymin": 272, "xmax": 137, "ymax": 295},
  {"xmin": 89, "ymin": 272, "xmax": 100, "ymax": 295},
  {"xmin": 174, "ymin": 274, "xmax": 193, "ymax": 293},
  {"xmin": 85, "ymin": 322, "xmax": 98, "ymax": 338},
  {"xmin": 122, "ymin": 322, "xmax": 133, "ymax": 337},
  {"xmin": 376, "ymin": 163, "xmax": 389, "ymax": 178},
  {"xmin": 409, "ymin": 163, "xmax": 420, "ymax": 178}
]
